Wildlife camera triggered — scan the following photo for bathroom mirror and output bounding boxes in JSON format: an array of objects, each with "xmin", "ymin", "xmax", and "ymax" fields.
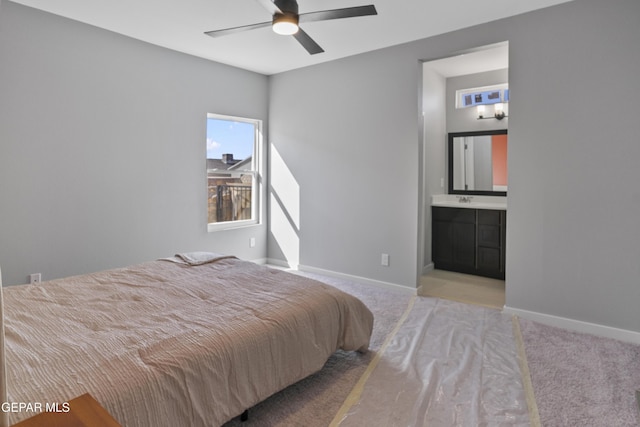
[{"xmin": 448, "ymin": 129, "xmax": 507, "ymax": 196}]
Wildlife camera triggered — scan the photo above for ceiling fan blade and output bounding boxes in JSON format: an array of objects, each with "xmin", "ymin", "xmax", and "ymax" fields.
[
  {"xmin": 204, "ymin": 20, "xmax": 272, "ymax": 38},
  {"xmin": 293, "ymin": 28, "xmax": 324, "ymax": 55},
  {"xmin": 254, "ymin": 0, "xmax": 283, "ymax": 15},
  {"xmin": 299, "ymin": 5, "xmax": 377, "ymax": 24}
]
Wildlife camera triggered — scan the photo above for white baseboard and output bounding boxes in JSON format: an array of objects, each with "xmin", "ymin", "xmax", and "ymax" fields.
[
  {"xmin": 297, "ymin": 264, "xmax": 417, "ymax": 295},
  {"xmin": 265, "ymin": 258, "xmax": 296, "ymax": 269},
  {"xmin": 422, "ymin": 262, "xmax": 434, "ymax": 276},
  {"xmin": 504, "ymin": 306, "xmax": 640, "ymax": 345}
]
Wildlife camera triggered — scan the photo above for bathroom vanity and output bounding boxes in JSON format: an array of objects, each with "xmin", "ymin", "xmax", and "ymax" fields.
[{"xmin": 431, "ymin": 195, "xmax": 506, "ymax": 279}]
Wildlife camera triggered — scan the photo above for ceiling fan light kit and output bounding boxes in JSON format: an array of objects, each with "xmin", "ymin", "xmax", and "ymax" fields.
[
  {"xmin": 272, "ymin": 13, "xmax": 299, "ymax": 35},
  {"xmin": 205, "ymin": 0, "xmax": 377, "ymax": 55}
]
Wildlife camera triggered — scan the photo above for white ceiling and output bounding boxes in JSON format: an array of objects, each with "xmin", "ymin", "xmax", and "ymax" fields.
[{"xmin": 10, "ymin": 0, "xmax": 572, "ymax": 75}]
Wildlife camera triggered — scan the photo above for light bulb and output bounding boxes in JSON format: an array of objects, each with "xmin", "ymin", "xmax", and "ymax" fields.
[{"xmin": 273, "ymin": 14, "xmax": 299, "ymax": 35}]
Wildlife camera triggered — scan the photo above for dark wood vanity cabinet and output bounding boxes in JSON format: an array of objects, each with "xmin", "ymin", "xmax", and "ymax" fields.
[
  {"xmin": 432, "ymin": 207, "xmax": 506, "ymax": 279},
  {"xmin": 432, "ymin": 208, "xmax": 475, "ymax": 271}
]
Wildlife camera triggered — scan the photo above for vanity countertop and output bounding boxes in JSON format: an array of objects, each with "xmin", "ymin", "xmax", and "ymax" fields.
[{"xmin": 431, "ymin": 194, "xmax": 507, "ymax": 210}]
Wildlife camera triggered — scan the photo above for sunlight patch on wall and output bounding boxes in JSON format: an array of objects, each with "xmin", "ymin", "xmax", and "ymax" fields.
[{"xmin": 269, "ymin": 144, "xmax": 300, "ymax": 267}]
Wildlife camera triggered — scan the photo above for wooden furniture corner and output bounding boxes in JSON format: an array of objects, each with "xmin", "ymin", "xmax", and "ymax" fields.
[{"xmin": 12, "ymin": 393, "xmax": 121, "ymax": 427}]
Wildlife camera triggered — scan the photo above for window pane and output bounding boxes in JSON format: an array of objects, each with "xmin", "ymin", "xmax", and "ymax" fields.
[
  {"xmin": 206, "ymin": 115, "xmax": 259, "ymax": 227},
  {"xmin": 207, "ymin": 172, "xmax": 253, "ymax": 224},
  {"xmin": 206, "ymin": 118, "xmax": 255, "ymax": 169}
]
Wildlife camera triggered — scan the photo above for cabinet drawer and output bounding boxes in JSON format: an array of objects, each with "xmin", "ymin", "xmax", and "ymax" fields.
[
  {"xmin": 478, "ymin": 209, "xmax": 501, "ymax": 225},
  {"xmin": 478, "ymin": 224, "xmax": 500, "ymax": 248},
  {"xmin": 478, "ymin": 247, "xmax": 501, "ymax": 273},
  {"xmin": 432, "ymin": 207, "xmax": 475, "ymax": 223}
]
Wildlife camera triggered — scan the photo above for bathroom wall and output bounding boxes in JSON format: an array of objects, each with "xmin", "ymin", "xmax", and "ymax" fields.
[{"xmin": 446, "ymin": 69, "xmax": 509, "ymax": 133}]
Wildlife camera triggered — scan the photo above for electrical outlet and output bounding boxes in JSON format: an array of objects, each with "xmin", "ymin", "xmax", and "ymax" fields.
[
  {"xmin": 30, "ymin": 273, "xmax": 41, "ymax": 284},
  {"xmin": 381, "ymin": 253, "xmax": 390, "ymax": 267},
  {"xmin": 250, "ymin": 237, "xmax": 256, "ymax": 248}
]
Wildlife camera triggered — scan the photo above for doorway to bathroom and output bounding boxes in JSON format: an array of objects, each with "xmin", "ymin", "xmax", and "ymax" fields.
[{"xmin": 418, "ymin": 41, "xmax": 508, "ymax": 309}]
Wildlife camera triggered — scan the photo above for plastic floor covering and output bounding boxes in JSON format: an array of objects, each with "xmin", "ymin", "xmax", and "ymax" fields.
[{"xmin": 333, "ymin": 297, "xmax": 531, "ymax": 426}]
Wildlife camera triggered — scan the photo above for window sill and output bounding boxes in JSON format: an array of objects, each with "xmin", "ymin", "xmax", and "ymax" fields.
[{"xmin": 207, "ymin": 219, "xmax": 259, "ymax": 233}]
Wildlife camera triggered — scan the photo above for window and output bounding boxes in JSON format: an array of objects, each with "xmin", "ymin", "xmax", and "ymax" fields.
[
  {"xmin": 456, "ymin": 84, "xmax": 509, "ymax": 109},
  {"xmin": 206, "ymin": 113, "xmax": 262, "ymax": 231}
]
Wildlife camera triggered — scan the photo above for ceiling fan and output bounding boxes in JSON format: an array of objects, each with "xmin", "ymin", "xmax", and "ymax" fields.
[{"xmin": 204, "ymin": 0, "xmax": 377, "ymax": 55}]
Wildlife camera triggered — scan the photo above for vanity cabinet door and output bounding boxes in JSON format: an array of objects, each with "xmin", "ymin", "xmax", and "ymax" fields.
[
  {"xmin": 432, "ymin": 220, "xmax": 454, "ymax": 266},
  {"xmin": 432, "ymin": 207, "xmax": 476, "ymax": 274},
  {"xmin": 453, "ymin": 222, "xmax": 476, "ymax": 269}
]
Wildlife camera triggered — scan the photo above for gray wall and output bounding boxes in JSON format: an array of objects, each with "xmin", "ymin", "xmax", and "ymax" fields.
[
  {"xmin": 505, "ymin": 0, "xmax": 640, "ymax": 332},
  {"xmin": 0, "ymin": 3, "xmax": 269, "ymax": 285},
  {"xmin": 446, "ymin": 69, "xmax": 509, "ymax": 133},
  {"xmin": 420, "ymin": 68, "xmax": 447, "ymax": 273},
  {"xmin": 269, "ymin": 47, "xmax": 422, "ymax": 288},
  {"xmin": 269, "ymin": 0, "xmax": 640, "ymax": 333}
]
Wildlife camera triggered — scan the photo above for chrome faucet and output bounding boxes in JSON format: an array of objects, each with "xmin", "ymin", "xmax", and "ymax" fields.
[{"xmin": 458, "ymin": 196, "xmax": 473, "ymax": 203}]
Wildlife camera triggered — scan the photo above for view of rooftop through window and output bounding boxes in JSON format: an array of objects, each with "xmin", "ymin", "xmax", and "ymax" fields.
[{"xmin": 206, "ymin": 115, "xmax": 259, "ymax": 227}]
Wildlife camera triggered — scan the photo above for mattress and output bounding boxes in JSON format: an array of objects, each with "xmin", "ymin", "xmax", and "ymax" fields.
[{"xmin": 4, "ymin": 255, "xmax": 373, "ymax": 426}]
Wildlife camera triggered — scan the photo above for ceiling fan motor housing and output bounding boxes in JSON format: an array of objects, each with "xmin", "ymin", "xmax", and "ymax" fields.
[{"xmin": 274, "ymin": 0, "xmax": 299, "ymax": 15}]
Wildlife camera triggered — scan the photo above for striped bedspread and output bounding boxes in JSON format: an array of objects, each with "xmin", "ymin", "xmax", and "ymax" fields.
[{"xmin": 4, "ymin": 256, "xmax": 373, "ymax": 426}]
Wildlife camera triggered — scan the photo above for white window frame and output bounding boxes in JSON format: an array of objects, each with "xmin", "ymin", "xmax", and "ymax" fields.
[{"xmin": 206, "ymin": 113, "xmax": 263, "ymax": 232}]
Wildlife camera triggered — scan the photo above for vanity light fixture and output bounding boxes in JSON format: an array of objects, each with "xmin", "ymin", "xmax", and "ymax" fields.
[{"xmin": 477, "ymin": 103, "xmax": 508, "ymax": 120}]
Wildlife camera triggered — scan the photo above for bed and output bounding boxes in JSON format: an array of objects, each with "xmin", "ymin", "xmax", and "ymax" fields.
[{"xmin": 2, "ymin": 253, "xmax": 374, "ymax": 426}]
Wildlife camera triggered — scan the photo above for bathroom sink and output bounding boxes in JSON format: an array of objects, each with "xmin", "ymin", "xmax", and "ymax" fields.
[{"xmin": 431, "ymin": 194, "xmax": 507, "ymax": 210}]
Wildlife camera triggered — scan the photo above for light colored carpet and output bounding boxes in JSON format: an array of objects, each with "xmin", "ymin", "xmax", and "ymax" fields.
[{"xmin": 519, "ymin": 319, "xmax": 640, "ymax": 427}]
